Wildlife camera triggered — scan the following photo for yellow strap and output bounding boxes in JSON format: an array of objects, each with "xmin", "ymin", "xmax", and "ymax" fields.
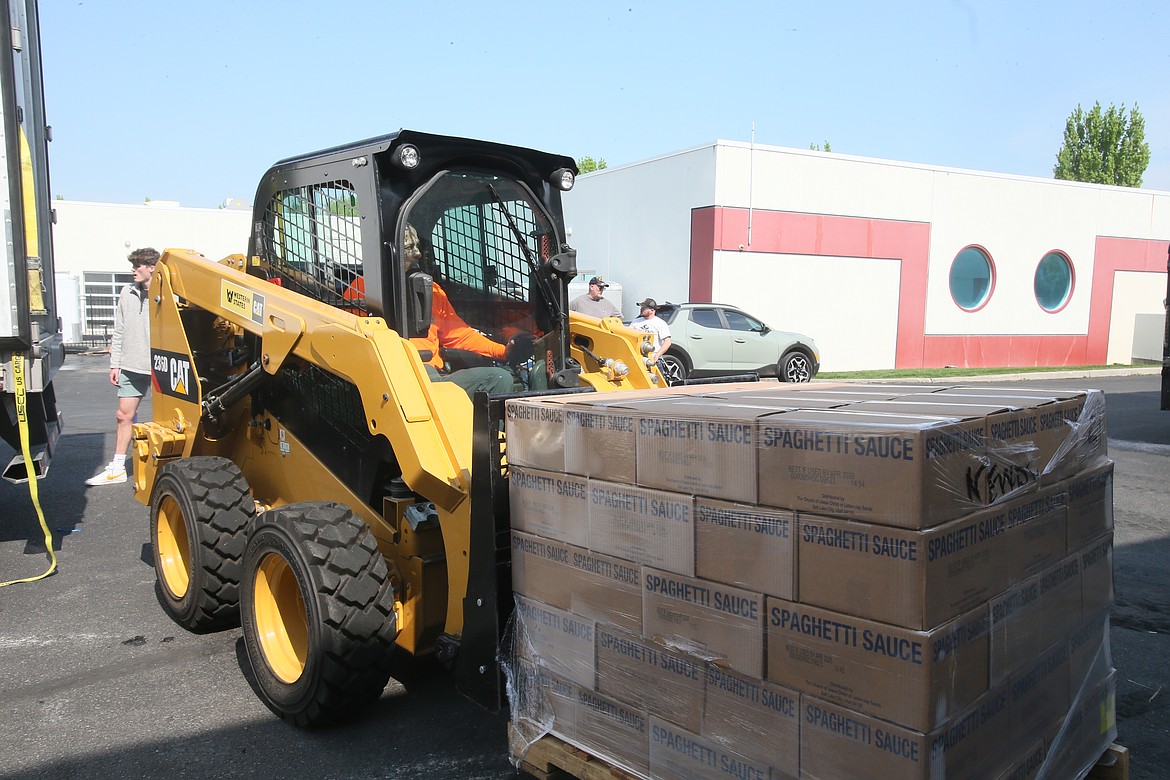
[{"xmin": 0, "ymin": 353, "xmax": 57, "ymax": 586}]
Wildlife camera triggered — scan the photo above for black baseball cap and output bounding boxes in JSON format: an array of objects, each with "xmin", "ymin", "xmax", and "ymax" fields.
[
  {"xmin": 637, "ymin": 298, "xmax": 657, "ymax": 310},
  {"xmin": 589, "ymin": 276, "xmax": 609, "ymax": 288}
]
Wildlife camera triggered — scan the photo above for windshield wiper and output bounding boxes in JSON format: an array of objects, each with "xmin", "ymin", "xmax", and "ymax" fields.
[{"xmin": 487, "ymin": 185, "xmax": 564, "ymax": 332}]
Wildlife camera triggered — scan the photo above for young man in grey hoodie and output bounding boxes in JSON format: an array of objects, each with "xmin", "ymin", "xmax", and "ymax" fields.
[{"xmin": 86, "ymin": 247, "xmax": 160, "ymax": 486}]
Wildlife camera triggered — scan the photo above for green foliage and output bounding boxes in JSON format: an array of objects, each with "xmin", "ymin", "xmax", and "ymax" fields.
[
  {"xmin": 809, "ymin": 141, "xmax": 832, "ymax": 152},
  {"xmin": 577, "ymin": 156, "xmax": 607, "ymax": 174},
  {"xmin": 327, "ymin": 196, "xmax": 359, "ymax": 217},
  {"xmin": 1053, "ymin": 102, "xmax": 1150, "ymax": 187}
]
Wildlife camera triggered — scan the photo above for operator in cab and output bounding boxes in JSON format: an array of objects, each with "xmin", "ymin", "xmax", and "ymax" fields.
[{"xmin": 403, "ymin": 224, "xmax": 529, "ymax": 396}]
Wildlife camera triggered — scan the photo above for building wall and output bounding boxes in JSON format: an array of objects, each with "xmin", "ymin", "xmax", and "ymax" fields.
[
  {"xmin": 49, "ymin": 200, "xmax": 253, "ymax": 345},
  {"xmin": 565, "ymin": 146, "xmax": 717, "ymax": 321},
  {"xmin": 52, "ymin": 200, "xmax": 252, "ymax": 276},
  {"xmin": 566, "ymin": 141, "xmax": 1170, "ymax": 371}
]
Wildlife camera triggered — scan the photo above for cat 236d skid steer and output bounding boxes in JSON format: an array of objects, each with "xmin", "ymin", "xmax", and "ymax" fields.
[{"xmin": 131, "ymin": 131, "xmax": 665, "ymax": 725}]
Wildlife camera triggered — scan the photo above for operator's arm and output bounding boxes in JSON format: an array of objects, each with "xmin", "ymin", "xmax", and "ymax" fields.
[{"xmin": 432, "ymin": 283, "xmax": 507, "ymax": 360}]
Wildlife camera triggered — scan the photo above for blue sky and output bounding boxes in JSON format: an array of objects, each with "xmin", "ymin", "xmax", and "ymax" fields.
[{"xmin": 39, "ymin": 0, "xmax": 1170, "ymax": 208}]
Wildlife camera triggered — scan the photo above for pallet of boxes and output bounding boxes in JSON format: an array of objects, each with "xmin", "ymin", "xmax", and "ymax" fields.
[{"xmin": 502, "ymin": 381, "xmax": 1118, "ymax": 780}]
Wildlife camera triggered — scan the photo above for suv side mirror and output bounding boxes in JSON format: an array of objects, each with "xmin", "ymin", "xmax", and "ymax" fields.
[
  {"xmin": 759, "ymin": 324, "xmax": 771, "ymax": 335},
  {"xmin": 407, "ymin": 269, "xmax": 433, "ymax": 337}
]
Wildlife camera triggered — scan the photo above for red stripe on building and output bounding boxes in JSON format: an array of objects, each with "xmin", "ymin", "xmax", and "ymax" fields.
[
  {"xmin": 1087, "ymin": 237, "xmax": 1169, "ymax": 364},
  {"xmin": 691, "ymin": 206, "xmax": 930, "ymax": 368},
  {"xmin": 690, "ymin": 207, "xmax": 1169, "ymax": 370}
]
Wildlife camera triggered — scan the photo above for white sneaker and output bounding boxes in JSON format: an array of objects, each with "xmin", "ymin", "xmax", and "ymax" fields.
[{"xmin": 85, "ymin": 464, "xmax": 127, "ymax": 486}]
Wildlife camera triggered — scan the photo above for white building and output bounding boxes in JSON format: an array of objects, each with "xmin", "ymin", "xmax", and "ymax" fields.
[
  {"xmin": 564, "ymin": 142, "xmax": 1170, "ymax": 372},
  {"xmin": 50, "ymin": 200, "xmax": 251, "ymax": 347},
  {"xmin": 46, "ymin": 143, "xmax": 1170, "ymax": 372}
]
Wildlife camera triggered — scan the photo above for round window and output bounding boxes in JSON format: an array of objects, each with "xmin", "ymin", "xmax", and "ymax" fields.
[
  {"xmin": 1034, "ymin": 251, "xmax": 1073, "ymax": 312},
  {"xmin": 949, "ymin": 246, "xmax": 994, "ymax": 311}
]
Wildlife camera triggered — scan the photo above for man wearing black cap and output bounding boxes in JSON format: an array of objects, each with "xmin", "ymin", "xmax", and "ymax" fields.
[
  {"xmin": 569, "ymin": 275, "xmax": 621, "ymax": 319},
  {"xmin": 631, "ymin": 298, "xmax": 672, "ymax": 365}
]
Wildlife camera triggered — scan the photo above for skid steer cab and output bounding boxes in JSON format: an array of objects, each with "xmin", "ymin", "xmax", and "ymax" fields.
[{"xmin": 132, "ymin": 130, "xmax": 665, "ymax": 726}]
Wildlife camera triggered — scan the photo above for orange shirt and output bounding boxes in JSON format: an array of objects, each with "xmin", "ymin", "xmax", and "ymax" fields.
[{"xmin": 410, "ymin": 282, "xmax": 507, "ymax": 369}]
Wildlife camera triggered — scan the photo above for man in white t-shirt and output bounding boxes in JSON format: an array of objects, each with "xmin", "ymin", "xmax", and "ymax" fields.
[
  {"xmin": 569, "ymin": 276, "xmax": 621, "ymax": 319},
  {"xmin": 630, "ymin": 298, "xmax": 672, "ymax": 364}
]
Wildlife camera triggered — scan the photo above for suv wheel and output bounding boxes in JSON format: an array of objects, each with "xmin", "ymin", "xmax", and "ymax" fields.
[
  {"xmin": 779, "ymin": 351, "xmax": 813, "ymax": 382},
  {"xmin": 657, "ymin": 354, "xmax": 688, "ymax": 386}
]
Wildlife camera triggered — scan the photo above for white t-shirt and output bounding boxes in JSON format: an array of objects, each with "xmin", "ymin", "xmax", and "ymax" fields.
[{"xmin": 629, "ymin": 315, "xmax": 671, "ymax": 352}]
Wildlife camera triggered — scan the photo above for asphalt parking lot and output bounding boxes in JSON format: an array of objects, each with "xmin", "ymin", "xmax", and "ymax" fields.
[{"xmin": 1, "ymin": 356, "xmax": 1167, "ymax": 779}]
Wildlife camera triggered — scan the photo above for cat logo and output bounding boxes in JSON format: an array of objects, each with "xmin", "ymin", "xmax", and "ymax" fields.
[
  {"xmin": 151, "ymin": 349, "xmax": 198, "ymax": 404},
  {"xmin": 220, "ymin": 280, "xmax": 265, "ymax": 324}
]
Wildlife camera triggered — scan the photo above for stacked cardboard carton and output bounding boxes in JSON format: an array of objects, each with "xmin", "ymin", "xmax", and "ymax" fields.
[{"xmin": 504, "ymin": 382, "xmax": 1115, "ymax": 779}]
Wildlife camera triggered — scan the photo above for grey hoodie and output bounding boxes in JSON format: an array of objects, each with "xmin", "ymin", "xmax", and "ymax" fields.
[{"xmin": 109, "ymin": 282, "xmax": 151, "ymax": 374}]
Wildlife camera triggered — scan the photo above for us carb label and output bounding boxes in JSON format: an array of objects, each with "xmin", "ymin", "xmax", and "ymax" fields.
[
  {"xmin": 151, "ymin": 349, "xmax": 198, "ymax": 404},
  {"xmin": 220, "ymin": 280, "xmax": 265, "ymax": 324}
]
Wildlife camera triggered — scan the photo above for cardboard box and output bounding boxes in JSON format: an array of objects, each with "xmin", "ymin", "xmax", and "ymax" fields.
[
  {"xmin": 765, "ymin": 598, "xmax": 989, "ymax": 731},
  {"xmin": 702, "ymin": 665, "xmax": 799, "ymax": 779},
  {"xmin": 1065, "ymin": 460, "xmax": 1114, "ymax": 551},
  {"xmin": 648, "ymin": 716, "xmax": 773, "ymax": 780},
  {"xmin": 643, "ymin": 568, "xmax": 765, "ymax": 677},
  {"xmin": 512, "ymin": 660, "xmax": 578, "ymax": 735},
  {"xmin": 846, "ymin": 399, "xmax": 1047, "ymax": 480},
  {"xmin": 798, "ymin": 689, "xmax": 1013, "ymax": 780},
  {"xmin": 571, "ymin": 686, "xmax": 651, "ymax": 777},
  {"xmin": 587, "ymin": 480, "xmax": 695, "ymax": 576},
  {"xmin": 630, "ymin": 397, "xmax": 779, "ymax": 502},
  {"xmin": 992, "ymin": 738, "xmax": 1049, "ymax": 780},
  {"xmin": 797, "ymin": 500, "xmax": 1012, "ymax": 629},
  {"xmin": 512, "ymin": 595, "xmax": 596, "ymax": 689},
  {"xmin": 504, "ymin": 397, "xmax": 568, "ymax": 472},
  {"xmin": 757, "ymin": 408, "xmax": 1027, "ymax": 528},
  {"xmin": 1079, "ymin": 532, "xmax": 1114, "ymax": 617},
  {"xmin": 927, "ymin": 387, "xmax": 1108, "ymax": 481},
  {"xmin": 989, "ymin": 552, "xmax": 1080, "ymax": 685},
  {"xmin": 562, "ymin": 398, "xmax": 637, "ymax": 482},
  {"xmin": 511, "ymin": 530, "xmax": 643, "ymax": 632},
  {"xmin": 508, "ymin": 467, "xmax": 589, "ymax": 548},
  {"xmin": 1005, "ymin": 639, "xmax": 1070, "ymax": 739},
  {"xmin": 698, "ymin": 389, "xmax": 854, "ymax": 410},
  {"xmin": 1068, "ymin": 610, "xmax": 1111, "ymax": 701},
  {"xmin": 1040, "ymin": 668, "xmax": 1116, "ymax": 780},
  {"xmin": 595, "ymin": 623, "xmax": 705, "ymax": 732},
  {"xmin": 1003, "ymin": 483, "xmax": 1068, "ymax": 577},
  {"xmin": 695, "ymin": 498, "xmax": 795, "ymax": 599}
]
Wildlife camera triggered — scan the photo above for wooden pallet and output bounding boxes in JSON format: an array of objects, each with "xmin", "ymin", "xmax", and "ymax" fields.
[
  {"xmin": 1086, "ymin": 744, "xmax": 1130, "ymax": 780},
  {"xmin": 517, "ymin": 732, "xmax": 639, "ymax": 780},
  {"xmin": 517, "ymin": 734, "xmax": 1129, "ymax": 780}
]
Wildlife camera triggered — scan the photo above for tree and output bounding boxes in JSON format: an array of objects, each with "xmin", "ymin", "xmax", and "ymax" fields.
[
  {"xmin": 1053, "ymin": 102, "xmax": 1150, "ymax": 187},
  {"xmin": 809, "ymin": 141, "xmax": 832, "ymax": 152},
  {"xmin": 577, "ymin": 156, "xmax": 607, "ymax": 173}
]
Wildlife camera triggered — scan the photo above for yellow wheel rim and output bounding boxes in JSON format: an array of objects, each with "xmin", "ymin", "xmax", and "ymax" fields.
[
  {"xmin": 253, "ymin": 552, "xmax": 308, "ymax": 684},
  {"xmin": 156, "ymin": 495, "xmax": 190, "ymax": 599}
]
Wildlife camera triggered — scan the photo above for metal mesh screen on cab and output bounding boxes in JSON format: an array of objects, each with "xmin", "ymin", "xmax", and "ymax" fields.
[{"xmin": 260, "ymin": 181, "xmax": 365, "ymax": 312}]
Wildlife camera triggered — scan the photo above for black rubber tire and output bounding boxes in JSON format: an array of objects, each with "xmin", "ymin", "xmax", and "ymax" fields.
[
  {"xmin": 779, "ymin": 351, "xmax": 814, "ymax": 383},
  {"xmin": 658, "ymin": 352, "xmax": 689, "ymax": 386},
  {"xmin": 240, "ymin": 501, "xmax": 397, "ymax": 726},
  {"xmin": 149, "ymin": 456, "xmax": 254, "ymax": 632}
]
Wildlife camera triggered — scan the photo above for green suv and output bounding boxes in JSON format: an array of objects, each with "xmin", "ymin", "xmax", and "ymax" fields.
[{"xmin": 653, "ymin": 302, "xmax": 820, "ymax": 385}]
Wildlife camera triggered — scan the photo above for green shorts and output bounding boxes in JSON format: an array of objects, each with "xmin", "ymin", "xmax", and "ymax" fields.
[{"xmin": 117, "ymin": 369, "xmax": 151, "ymax": 398}]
